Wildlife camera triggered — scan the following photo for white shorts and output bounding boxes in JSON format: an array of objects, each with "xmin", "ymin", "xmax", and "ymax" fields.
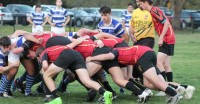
[
  {"xmin": 51, "ymin": 26, "xmax": 65, "ymax": 34},
  {"xmin": 32, "ymin": 25, "xmax": 44, "ymax": 33},
  {"xmin": 8, "ymin": 51, "xmax": 20, "ymax": 63},
  {"xmin": 9, "ymin": 37, "xmax": 26, "ymax": 63}
]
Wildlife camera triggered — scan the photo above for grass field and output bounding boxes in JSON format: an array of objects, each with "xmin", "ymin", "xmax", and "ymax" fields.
[{"xmin": 0, "ymin": 25, "xmax": 199, "ymax": 104}]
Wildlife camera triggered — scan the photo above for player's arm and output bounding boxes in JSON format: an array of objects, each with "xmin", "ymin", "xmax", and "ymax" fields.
[
  {"xmin": 92, "ymin": 32, "xmax": 116, "ymax": 40},
  {"xmin": 76, "ymin": 28, "xmax": 101, "ymax": 36},
  {"xmin": 63, "ymin": 15, "xmax": 70, "ymax": 26},
  {"xmin": 86, "ymin": 52, "xmax": 115, "ymax": 63},
  {"xmin": 158, "ymin": 19, "xmax": 170, "ymax": 46},
  {"xmin": 23, "ymin": 34, "xmax": 42, "ymax": 44},
  {"xmin": 129, "ymin": 21, "xmax": 137, "ymax": 43},
  {"xmin": 151, "ymin": 7, "xmax": 170, "ymax": 45},
  {"xmin": 0, "ymin": 62, "xmax": 20, "ymax": 73},
  {"xmin": 46, "ymin": 9, "xmax": 55, "ymax": 26},
  {"xmin": 11, "ymin": 30, "xmax": 30, "ymax": 38},
  {"xmin": 42, "ymin": 14, "xmax": 47, "ymax": 26},
  {"xmin": 27, "ymin": 13, "xmax": 35, "ymax": 27},
  {"xmin": 67, "ymin": 36, "xmax": 88, "ymax": 48},
  {"xmin": 12, "ymin": 41, "xmax": 34, "ymax": 54}
]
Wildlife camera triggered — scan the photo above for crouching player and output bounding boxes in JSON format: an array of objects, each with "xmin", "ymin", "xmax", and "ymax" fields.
[
  {"xmin": 36, "ymin": 37, "xmax": 112, "ymax": 104},
  {"xmin": 86, "ymin": 45, "xmax": 195, "ymax": 104}
]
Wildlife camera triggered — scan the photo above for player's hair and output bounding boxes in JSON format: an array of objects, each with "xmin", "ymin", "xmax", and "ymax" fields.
[
  {"xmin": 99, "ymin": 6, "xmax": 111, "ymax": 14},
  {"xmin": 36, "ymin": 46, "xmax": 45, "ymax": 57},
  {"xmin": 140, "ymin": 0, "xmax": 153, "ymax": 5},
  {"xmin": 0, "ymin": 36, "xmax": 11, "ymax": 47},
  {"xmin": 35, "ymin": 4, "xmax": 41, "ymax": 8},
  {"xmin": 128, "ymin": 3, "xmax": 133, "ymax": 7}
]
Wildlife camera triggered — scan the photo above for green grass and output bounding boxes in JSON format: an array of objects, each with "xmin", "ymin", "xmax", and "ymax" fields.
[{"xmin": 0, "ymin": 25, "xmax": 199, "ymax": 104}]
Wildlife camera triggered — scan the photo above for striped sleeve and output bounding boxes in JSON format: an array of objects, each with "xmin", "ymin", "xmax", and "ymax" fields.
[
  {"xmin": 0, "ymin": 54, "xmax": 5, "ymax": 66},
  {"xmin": 150, "ymin": 7, "xmax": 166, "ymax": 24},
  {"xmin": 48, "ymin": 9, "xmax": 53, "ymax": 16},
  {"xmin": 115, "ymin": 23, "xmax": 125, "ymax": 37},
  {"xmin": 122, "ymin": 11, "xmax": 126, "ymax": 22}
]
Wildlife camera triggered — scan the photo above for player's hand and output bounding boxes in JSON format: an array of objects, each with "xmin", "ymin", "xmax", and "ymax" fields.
[
  {"xmin": 61, "ymin": 23, "xmax": 66, "ymax": 27},
  {"xmin": 11, "ymin": 61, "xmax": 20, "ymax": 68},
  {"xmin": 12, "ymin": 47, "xmax": 24, "ymax": 54},
  {"xmin": 158, "ymin": 37, "xmax": 164, "ymax": 46},
  {"xmin": 33, "ymin": 23, "xmax": 36, "ymax": 28},
  {"xmin": 131, "ymin": 35, "xmax": 137, "ymax": 43},
  {"xmin": 37, "ymin": 38, "xmax": 43, "ymax": 44},
  {"xmin": 41, "ymin": 23, "xmax": 45, "ymax": 27},
  {"xmin": 86, "ymin": 57, "xmax": 92, "ymax": 63},
  {"xmin": 95, "ymin": 40, "xmax": 104, "ymax": 48}
]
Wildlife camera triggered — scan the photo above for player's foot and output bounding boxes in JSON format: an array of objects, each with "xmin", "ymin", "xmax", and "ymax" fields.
[
  {"xmin": 119, "ymin": 87, "xmax": 125, "ymax": 94},
  {"xmin": 45, "ymin": 97, "xmax": 62, "ymax": 104},
  {"xmin": 98, "ymin": 91, "xmax": 112, "ymax": 104},
  {"xmin": 137, "ymin": 91, "xmax": 149, "ymax": 103},
  {"xmin": 176, "ymin": 86, "xmax": 185, "ymax": 95},
  {"xmin": 184, "ymin": 85, "xmax": 195, "ymax": 99},
  {"xmin": 86, "ymin": 89, "xmax": 97, "ymax": 102},
  {"xmin": 155, "ymin": 91, "xmax": 166, "ymax": 96},
  {"xmin": 3, "ymin": 92, "xmax": 13, "ymax": 98},
  {"xmin": 14, "ymin": 78, "xmax": 25, "ymax": 94},
  {"xmin": 112, "ymin": 91, "xmax": 117, "ymax": 100},
  {"xmin": 166, "ymin": 94, "xmax": 182, "ymax": 104}
]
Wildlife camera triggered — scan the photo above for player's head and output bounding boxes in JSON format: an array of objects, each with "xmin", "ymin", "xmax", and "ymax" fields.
[
  {"xmin": 99, "ymin": 6, "xmax": 111, "ymax": 23},
  {"xmin": 0, "ymin": 36, "xmax": 11, "ymax": 54},
  {"xmin": 22, "ymin": 50, "xmax": 36, "ymax": 59},
  {"xmin": 35, "ymin": 4, "xmax": 41, "ymax": 12},
  {"xmin": 127, "ymin": 3, "xmax": 134, "ymax": 13},
  {"xmin": 139, "ymin": 0, "xmax": 153, "ymax": 10},
  {"xmin": 36, "ymin": 47, "xmax": 45, "ymax": 58},
  {"xmin": 56, "ymin": 0, "xmax": 63, "ymax": 7}
]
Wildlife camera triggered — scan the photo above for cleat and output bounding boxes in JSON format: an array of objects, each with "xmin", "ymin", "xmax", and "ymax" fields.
[
  {"xmin": 86, "ymin": 89, "xmax": 97, "ymax": 102},
  {"xmin": 43, "ymin": 95, "xmax": 53, "ymax": 102},
  {"xmin": 137, "ymin": 91, "xmax": 149, "ymax": 103},
  {"xmin": 176, "ymin": 86, "xmax": 185, "ymax": 95},
  {"xmin": 166, "ymin": 94, "xmax": 182, "ymax": 104},
  {"xmin": 25, "ymin": 93, "xmax": 36, "ymax": 97},
  {"xmin": 119, "ymin": 87, "xmax": 125, "ymax": 94},
  {"xmin": 184, "ymin": 85, "xmax": 195, "ymax": 99},
  {"xmin": 112, "ymin": 91, "xmax": 117, "ymax": 100},
  {"xmin": 14, "ymin": 78, "xmax": 25, "ymax": 94},
  {"xmin": 98, "ymin": 91, "xmax": 112, "ymax": 104},
  {"xmin": 45, "ymin": 97, "xmax": 62, "ymax": 104},
  {"xmin": 3, "ymin": 92, "xmax": 12, "ymax": 98}
]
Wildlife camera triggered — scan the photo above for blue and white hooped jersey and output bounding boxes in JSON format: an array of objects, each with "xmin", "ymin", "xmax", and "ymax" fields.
[
  {"xmin": 97, "ymin": 18, "xmax": 125, "ymax": 38},
  {"xmin": 65, "ymin": 32, "xmax": 77, "ymax": 39},
  {"xmin": 30, "ymin": 12, "xmax": 45, "ymax": 25},
  {"xmin": 122, "ymin": 11, "xmax": 132, "ymax": 28},
  {"xmin": 48, "ymin": 7, "xmax": 68, "ymax": 28},
  {"xmin": 11, "ymin": 36, "xmax": 26, "ymax": 48},
  {"xmin": 0, "ymin": 50, "xmax": 6, "ymax": 67}
]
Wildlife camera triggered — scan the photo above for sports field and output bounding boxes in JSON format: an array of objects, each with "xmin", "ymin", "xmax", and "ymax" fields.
[{"xmin": 0, "ymin": 25, "xmax": 199, "ymax": 104}]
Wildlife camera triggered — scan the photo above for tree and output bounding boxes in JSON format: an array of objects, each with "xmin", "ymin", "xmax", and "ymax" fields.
[{"xmin": 169, "ymin": 0, "xmax": 186, "ymax": 30}]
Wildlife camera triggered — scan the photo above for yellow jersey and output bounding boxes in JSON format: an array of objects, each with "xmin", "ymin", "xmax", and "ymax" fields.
[{"xmin": 130, "ymin": 8, "xmax": 155, "ymax": 41}]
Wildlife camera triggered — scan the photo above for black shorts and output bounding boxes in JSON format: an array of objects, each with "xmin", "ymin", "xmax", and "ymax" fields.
[
  {"xmin": 158, "ymin": 42, "xmax": 174, "ymax": 56},
  {"xmin": 91, "ymin": 46, "xmax": 119, "ymax": 73},
  {"xmin": 46, "ymin": 36, "xmax": 71, "ymax": 48},
  {"xmin": 54, "ymin": 49, "xmax": 86, "ymax": 72},
  {"xmin": 137, "ymin": 51, "xmax": 157, "ymax": 74},
  {"xmin": 114, "ymin": 41, "xmax": 129, "ymax": 48},
  {"xmin": 134, "ymin": 37, "xmax": 155, "ymax": 49}
]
